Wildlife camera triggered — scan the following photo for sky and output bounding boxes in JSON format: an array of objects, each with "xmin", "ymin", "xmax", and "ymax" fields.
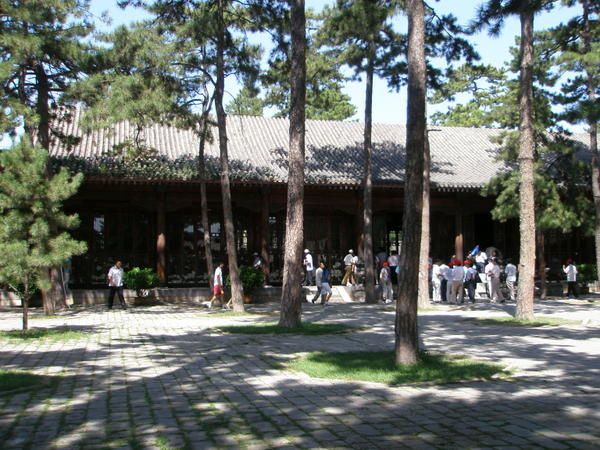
[{"xmin": 87, "ymin": 1, "xmax": 584, "ymax": 128}]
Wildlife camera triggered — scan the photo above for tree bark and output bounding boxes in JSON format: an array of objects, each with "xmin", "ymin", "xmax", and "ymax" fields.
[
  {"xmin": 157, "ymin": 191, "xmax": 167, "ymax": 285},
  {"xmin": 279, "ymin": 0, "xmax": 306, "ymax": 328},
  {"xmin": 537, "ymin": 229, "xmax": 546, "ymax": 299},
  {"xmin": 22, "ymin": 277, "xmax": 29, "ymax": 332},
  {"xmin": 581, "ymin": 0, "xmax": 600, "ymax": 281},
  {"xmin": 515, "ymin": 8, "xmax": 536, "ymax": 321},
  {"xmin": 363, "ymin": 52, "xmax": 376, "ymax": 304},
  {"xmin": 418, "ymin": 133, "xmax": 431, "ymax": 308},
  {"xmin": 216, "ymin": 0, "xmax": 244, "ymax": 312},
  {"xmin": 199, "ymin": 93, "xmax": 215, "ymax": 288},
  {"xmin": 395, "ymin": 0, "xmax": 426, "ymax": 366}
]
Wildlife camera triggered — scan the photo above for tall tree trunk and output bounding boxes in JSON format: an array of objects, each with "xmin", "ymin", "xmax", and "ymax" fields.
[
  {"xmin": 515, "ymin": 8, "xmax": 536, "ymax": 321},
  {"xmin": 22, "ymin": 276, "xmax": 29, "ymax": 332},
  {"xmin": 363, "ymin": 54, "xmax": 376, "ymax": 304},
  {"xmin": 418, "ymin": 133, "xmax": 431, "ymax": 308},
  {"xmin": 35, "ymin": 62, "xmax": 63, "ymax": 315},
  {"xmin": 537, "ymin": 229, "xmax": 546, "ymax": 299},
  {"xmin": 199, "ymin": 92, "xmax": 215, "ymax": 287},
  {"xmin": 581, "ymin": 0, "xmax": 600, "ymax": 281},
  {"xmin": 215, "ymin": 0, "xmax": 244, "ymax": 312},
  {"xmin": 395, "ymin": 0, "xmax": 426, "ymax": 366},
  {"xmin": 279, "ymin": 0, "xmax": 306, "ymax": 328}
]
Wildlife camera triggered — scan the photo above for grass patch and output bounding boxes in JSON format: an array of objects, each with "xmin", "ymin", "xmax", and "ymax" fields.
[
  {"xmin": 471, "ymin": 316, "xmax": 580, "ymax": 327},
  {"xmin": 155, "ymin": 436, "xmax": 179, "ymax": 450},
  {"xmin": 287, "ymin": 351, "xmax": 509, "ymax": 386},
  {"xmin": 0, "ymin": 370, "xmax": 59, "ymax": 393},
  {"xmin": 30, "ymin": 314, "xmax": 62, "ymax": 320},
  {"xmin": 217, "ymin": 322, "xmax": 355, "ymax": 335},
  {"xmin": 0, "ymin": 327, "xmax": 88, "ymax": 341}
]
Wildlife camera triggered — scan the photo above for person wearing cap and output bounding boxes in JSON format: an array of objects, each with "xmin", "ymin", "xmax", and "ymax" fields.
[
  {"xmin": 379, "ymin": 261, "xmax": 393, "ymax": 303},
  {"xmin": 439, "ymin": 260, "xmax": 450, "ymax": 302},
  {"xmin": 563, "ymin": 258, "xmax": 578, "ymax": 299},
  {"xmin": 303, "ymin": 249, "xmax": 314, "ymax": 286},
  {"xmin": 342, "ymin": 249, "xmax": 356, "ymax": 286}
]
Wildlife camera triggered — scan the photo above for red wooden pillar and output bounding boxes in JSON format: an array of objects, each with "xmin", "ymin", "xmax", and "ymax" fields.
[
  {"xmin": 260, "ymin": 187, "xmax": 270, "ymax": 278},
  {"xmin": 156, "ymin": 191, "xmax": 167, "ymax": 285},
  {"xmin": 454, "ymin": 197, "xmax": 464, "ymax": 261}
]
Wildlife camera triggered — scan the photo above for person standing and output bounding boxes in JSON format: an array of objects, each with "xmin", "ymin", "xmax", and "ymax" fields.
[
  {"xmin": 431, "ymin": 260, "xmax": 442, "ymax": 302},
  {"xmin": 439, "ymin": 261, "xmax": 450, "ymax": 303},
  {"xmin": 312, "ymin": 261, "xmax": 324, "ymax": 304},
  {"xmin": 342, "ymin": 249, "xmax": 356, "ymax": 286},
  {"xmin": 210, "ymin": 262, "xmax": 225, "ymax": 307},
  {"xmin": 450, "ymin": 259, "xmax": 464, "ymax": 304},
  {"xmin": 475, "ymin": 249, "xmax": 488, "ymax": 273},
  {"xmin": 563, "ymin": 258, "xmax": 578, "ymax": 299},
  {"xmin": 375, "ymin": 248, "xmax": 388, "ymax": 284},
  {"xmin": 303, "ymin": 249, "xmax": 314, "ymax": 286},
  {"xmin": 107, "ymin": 260, "xmax": 127, "ymax": 310},
  {"xmin": 464, "ymin": 260, "xmax": 478, "ymax": 303},
  {"xmin": 485, "ymin": 258, "xmax": 504, "ymax": 303},
  {"xmin": 379, "ymin": 261, "xmax": 393, "ymax": 303},
  {"xmin": 504, "ymin": 259, "xmax": 517, "ymax": 301},
  {"xmin": 320, "ymin": 263, "xmax": 333, "ymax": 306},
  {"xmin": 387, "ymin": 251, "xmax": 399, "ymax": 285}
]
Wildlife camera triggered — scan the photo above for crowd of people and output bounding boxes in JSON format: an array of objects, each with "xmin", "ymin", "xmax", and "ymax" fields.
[{"xmin": 105, "ymin": 245, "xmax": 581, "ymax": 308}]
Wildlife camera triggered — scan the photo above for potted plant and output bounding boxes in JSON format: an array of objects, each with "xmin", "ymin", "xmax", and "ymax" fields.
[
  {"xmin": 226, "ymin": 265, "xmax": 265, "ymax": 304},
  {"xmin": 124, "ymin": 267, "xmax": 159, "ymax": 302}
]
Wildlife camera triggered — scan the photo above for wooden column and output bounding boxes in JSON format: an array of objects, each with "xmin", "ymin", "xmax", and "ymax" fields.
[
  {"xmin": 156, "ymin": 191, "xmax": 167, "ymax": 285},
  {"xmin": 454, "ymin": 198, "xmax": 464, "ymax": 260},
  {"xmin": 260, "ymin": 188, "xmax": 270, "ymax": 278}
]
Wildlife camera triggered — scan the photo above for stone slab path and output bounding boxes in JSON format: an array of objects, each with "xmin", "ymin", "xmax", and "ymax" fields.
[{"xmin": 0, "ymin": 298, "xmax": 599, "ymax": 449}]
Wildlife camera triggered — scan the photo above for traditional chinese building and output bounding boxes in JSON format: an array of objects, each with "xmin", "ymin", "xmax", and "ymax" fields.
[{"xmin": 49, "ymin": 111, "xmax": 593, "ymax": 287}]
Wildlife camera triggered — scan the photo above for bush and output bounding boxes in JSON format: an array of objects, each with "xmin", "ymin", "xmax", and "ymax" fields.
[
  {"xmin": 124, "ymin": 267, "xmax": 159, "ymax": 291},
  {"xmin": 577, "ymin": 263, "xmax": 597, "ymax": 283},
  {"xmin": 226, "ymin": 265, "xmax": 264, "ymax": 293}
]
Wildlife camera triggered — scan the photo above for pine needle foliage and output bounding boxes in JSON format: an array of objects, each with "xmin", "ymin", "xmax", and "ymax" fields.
[{"xmin": 0, "ymin": 140, "xmax": 87, "ymax": 330}]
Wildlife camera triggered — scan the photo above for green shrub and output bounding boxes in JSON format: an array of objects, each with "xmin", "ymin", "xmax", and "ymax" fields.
[
  {"xmin": 226, "ymin": 265, "xmax": 264, "ymax": 293},
  {"xmin": 124, "ymin": 267, "xmax": 159, "ymax": 290},
  {"xmin": 577, "ymin": 263, "xmax": 597, "ymax": 283}
]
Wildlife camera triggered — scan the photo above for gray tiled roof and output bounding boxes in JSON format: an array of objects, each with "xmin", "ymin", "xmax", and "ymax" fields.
[{"xmin": 49, "ymin": 109, "xmax": 588, "ymax": 190}]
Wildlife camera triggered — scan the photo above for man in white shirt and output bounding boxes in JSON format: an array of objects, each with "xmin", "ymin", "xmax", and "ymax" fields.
[
  {"xmin": 107, "ymin": 260, "xmax": 127, "ymax": 310},
  {"xmin": 431, "ymin": 261, "xmax": 442, "ymax": 302},
  {"xmin": 464, "ymin": 261, "xmax": 478, "ymax": 303},
  {"xmin": 211, "ymin": 262, "xmax": 226, "ymax": 307},
  {"xmin": 485, "ymin": 258, "xmax": 504, "ymax": 303},
  {"xmin": 388, "ymin": 251, "xmax": 399, "ymax": 285},
  {"xmin": 303, "ymin": 249, "xmax": 314, "ymax": 286},
  {"xmin": 475, "ymin": 250, "xmax": 488, "ymax": 273},
  {"xmin": 439, "ymin": 262, "xmax": 450, "ymax": 302},
  {"xmin": 342, "ymin": 249, "xmax": 356, "ymax": 286},
  {"xmin": 450, "ymin": 259, "xmax": 465, "ymax": 304},
  {"xmin": 504, "ymin": 259, "xmax": 517, "ymax": 301},
  {"xmin": 563, "ymin": 258, "xmax": 578, "ymax": 299}
]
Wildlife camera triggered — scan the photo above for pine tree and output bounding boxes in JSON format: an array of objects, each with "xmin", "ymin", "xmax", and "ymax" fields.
[
  {"xmin": 0, "ymin": 140, "xmax": 87, "ymax": 331},
  {"xmin": 0, "ymin": 0, "xmax": 94, "ymax": 314},
  {"xmin": 395, "ymin": 0, "xmax": 426, "ymax": 365},
  {"xmin": 226, "ymin": 84, "xmax": 264, "ymax": 116},
  {"xmin": 549, "ymin": 0, "xmax": 599, "ymax": 279},
  {"xmin": 278, "ymin": 0, "xmax": 306, "ymax": 328},
  {"xmin": 474, "ymin": 0, "xmax": 555, "ymax": 320}
]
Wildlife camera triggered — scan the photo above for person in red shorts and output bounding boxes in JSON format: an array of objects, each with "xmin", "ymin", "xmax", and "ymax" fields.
[{"xmin": 210, "ymin": 262, "xmax": 225, "ymax": 307}]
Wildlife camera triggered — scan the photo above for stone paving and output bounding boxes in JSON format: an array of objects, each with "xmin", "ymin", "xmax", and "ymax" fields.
[{"xmin": 0, "ymin": 297, "xmax": 599, "ymax": 449}]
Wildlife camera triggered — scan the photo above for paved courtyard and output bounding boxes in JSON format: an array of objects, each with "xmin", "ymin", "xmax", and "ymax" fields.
[{"xmin": 0, "ymin": 297, "xmax": 599, "ymax": 449}]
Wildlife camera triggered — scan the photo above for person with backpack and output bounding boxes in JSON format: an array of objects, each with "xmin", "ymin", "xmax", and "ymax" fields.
[{"xmin": 320, "ymin": 262, "xmax": 333, "ymax": 306}]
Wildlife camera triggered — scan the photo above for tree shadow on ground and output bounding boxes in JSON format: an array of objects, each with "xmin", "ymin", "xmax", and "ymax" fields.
[{"xmin": 0, "ymin": 304, "xmax": 598, "ymax": 449}]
